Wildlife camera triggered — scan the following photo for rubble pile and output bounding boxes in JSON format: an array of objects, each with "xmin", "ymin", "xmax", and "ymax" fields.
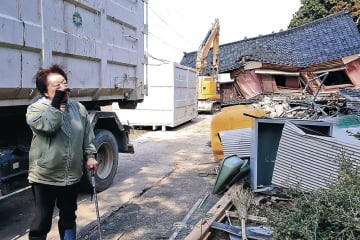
[
  {"xmin": 249, "ymin": 92, "xmax": 349, "ymax": 120},
  {"xmin": 253, "ymin": 96, "xmax": 291, "ymax": 118},
  {"xmin": 183, "ymin": 90, "xmax": 360, "ymax": 239}
]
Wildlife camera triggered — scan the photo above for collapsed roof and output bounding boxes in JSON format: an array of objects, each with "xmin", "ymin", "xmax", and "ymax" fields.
[{"xmin": 180, "ymin": 10, "xmax": 360, "ymax": 73}]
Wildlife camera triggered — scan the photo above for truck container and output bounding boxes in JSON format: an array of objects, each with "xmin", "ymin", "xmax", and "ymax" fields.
[
  {"xmin": 0, "ymin": 0, "xmax": 147, "ymax": 197},
  {"xmin": 113, "ymin": 62, "xmax": 198, "ymax": 131}
]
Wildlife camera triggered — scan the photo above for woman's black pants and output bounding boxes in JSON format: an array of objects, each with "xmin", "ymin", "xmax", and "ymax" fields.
[{"xmin": 28, "ymin": 182, "xmax": 79, "ymax": 238}]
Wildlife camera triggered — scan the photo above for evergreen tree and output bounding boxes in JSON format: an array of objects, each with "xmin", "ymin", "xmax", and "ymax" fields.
[{"xmin": 289, "ymin": 0, "xmax": 360, "ymax": 31}]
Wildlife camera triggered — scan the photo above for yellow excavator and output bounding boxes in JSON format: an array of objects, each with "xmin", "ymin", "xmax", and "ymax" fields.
[{"xmin": 196, "ymin": 18, "xmax": 221, "ymax": 113}]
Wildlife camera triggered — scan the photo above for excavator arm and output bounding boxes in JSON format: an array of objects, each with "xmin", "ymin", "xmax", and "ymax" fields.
[{"xmin": 196, "ymin": 18, "xmax": 220, "ymax": 77}]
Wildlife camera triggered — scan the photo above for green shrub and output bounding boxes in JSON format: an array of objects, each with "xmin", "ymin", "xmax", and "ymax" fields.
[{"xmin": 262, "ymin": 150, "xmax": 360, "ymax": 240}]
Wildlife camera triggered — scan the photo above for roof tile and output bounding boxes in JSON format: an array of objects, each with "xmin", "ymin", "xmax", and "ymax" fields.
[{"xmin": 180, "ymin": 10, "xmax": 360, "ymax": 73}]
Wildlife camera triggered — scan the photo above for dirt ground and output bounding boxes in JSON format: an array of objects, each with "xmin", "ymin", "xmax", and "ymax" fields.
[{"xmin": 78, "ymin": 114, "xmax": 222, "ymax": 240}]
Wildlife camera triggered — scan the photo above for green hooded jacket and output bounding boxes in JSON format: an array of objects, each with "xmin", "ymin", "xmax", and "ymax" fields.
[{"xmin": 26, "ymin": 97, "xmax": 96, "ymax": 186}]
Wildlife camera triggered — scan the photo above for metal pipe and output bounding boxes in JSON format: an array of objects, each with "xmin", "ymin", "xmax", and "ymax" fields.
[{"xmin": 90, "ymin": 169, "xmax": 103, "ymax": 240}]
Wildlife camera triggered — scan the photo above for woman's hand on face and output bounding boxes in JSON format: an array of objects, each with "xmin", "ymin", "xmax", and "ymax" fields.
[{"xmin": 58, "ymin": 83, "xmax": 71, "ymax": 92}]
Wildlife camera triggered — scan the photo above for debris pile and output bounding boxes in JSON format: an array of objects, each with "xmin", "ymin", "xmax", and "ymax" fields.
[
  {"xmin": 177, "ymin": 9, "xmax": 360, "ymax": 239},
  {"xmin": 179, "ymin": 90, "xmax": 360, "ymax": 239},
  {"xmin": 253, "ymin": 96, "xmax": 290, "ymax": 118}
]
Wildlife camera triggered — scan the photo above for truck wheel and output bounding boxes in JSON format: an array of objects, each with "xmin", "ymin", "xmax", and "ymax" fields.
[{"xmin": 84, "ymin": 129, "xmax": 119, "ymax": 192}]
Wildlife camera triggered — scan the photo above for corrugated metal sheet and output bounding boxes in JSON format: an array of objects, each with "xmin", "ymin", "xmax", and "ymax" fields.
[
  {"xmin": 250, "ymin": 118, "xmax": 333, "ymax": 190},
  {"xmin": 218, "ymin": 128, "xmax": 252, "ymax": 158},
  {"xmin": 272, "ymin": 121, "xmax": 360, "ymax": 192}
]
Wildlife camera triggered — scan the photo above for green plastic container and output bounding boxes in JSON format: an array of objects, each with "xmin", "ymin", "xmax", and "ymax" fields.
[{"xmin": 213, "ymin": 155, "xmax": 250, "ymax": 194}]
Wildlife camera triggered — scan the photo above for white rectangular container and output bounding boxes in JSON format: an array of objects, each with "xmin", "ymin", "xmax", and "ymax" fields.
[{"xmin": 113, "ymin": 63, "xmax": 198, "ymax": 130}]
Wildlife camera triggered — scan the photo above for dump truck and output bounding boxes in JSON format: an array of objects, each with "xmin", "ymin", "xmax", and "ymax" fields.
[{"xmin": 0, "ymin": 0, "xmax": 147, "ymax": 198}]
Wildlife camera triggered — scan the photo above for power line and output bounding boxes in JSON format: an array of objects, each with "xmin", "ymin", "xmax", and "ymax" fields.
[
  {"xmin": 148, "ymin": 3, "xmax": 194, "ymax": 48},
  {"xmin": 146, "ymin": 52, "xmax": 172, "ymax": 65},
  {"xmin": 148, "ymin": 32, "xmax": 182, "ymax": 52},
  {"xmin": 149, "ymin": 7, "xmax": 190, "ymax": 44}
]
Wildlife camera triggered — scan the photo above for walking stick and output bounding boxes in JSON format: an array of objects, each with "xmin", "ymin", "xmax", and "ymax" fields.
[{"xmin": 90, "ymin": 168, "xmax": 103, "ymax": 240}]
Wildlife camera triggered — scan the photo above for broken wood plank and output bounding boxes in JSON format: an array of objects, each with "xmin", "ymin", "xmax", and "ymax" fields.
[
  {"xmin": 184, "ymin": 186, "xmax": 234, "ymax": 240},
  {"xmin": 225, "ymin": 210, "xmax": 268, "ymax": 223}
]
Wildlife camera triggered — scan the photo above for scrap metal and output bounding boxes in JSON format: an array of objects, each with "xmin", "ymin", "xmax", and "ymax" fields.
[
  {"xmin": 218, "ymin": 128, "xmax": 252, "ymax": 159},
  {"xmin": 272, "ymin": 121, "xmax": 360, "ymax": 192}
]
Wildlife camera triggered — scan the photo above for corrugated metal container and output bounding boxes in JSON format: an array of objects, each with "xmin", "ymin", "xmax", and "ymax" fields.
[
  {"xmin": 272, "ymin": 121, "xmax": 360, "ymax": 192},
  {"xmin": 113, "ymin": 63, "xmax": 198, "ymax": 130},
  {"xmin": 250, "ymin": 118, "xmax": 333, "ymax": 189}
]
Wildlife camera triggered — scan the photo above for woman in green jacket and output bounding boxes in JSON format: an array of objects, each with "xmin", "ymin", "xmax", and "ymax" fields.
[{"xmin": 26, "ymin": 64, "xmax": 98, "ymax": 240}]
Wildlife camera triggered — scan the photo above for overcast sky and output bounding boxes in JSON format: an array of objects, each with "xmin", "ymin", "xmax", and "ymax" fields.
[{"xmin": 147, "ymin": 0, "xmax": 301, "ymax": 64}]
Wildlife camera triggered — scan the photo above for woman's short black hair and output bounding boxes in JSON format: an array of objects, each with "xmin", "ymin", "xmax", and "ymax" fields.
[{"xmin": 35, "ymin": 64, "xmax": 68, "ymax": 95}]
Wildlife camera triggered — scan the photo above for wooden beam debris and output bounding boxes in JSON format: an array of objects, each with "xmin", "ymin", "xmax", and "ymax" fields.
[
  {"xmin": 183, "ymin": 184, "xmax": 272, "ymax": 240},
  {"xmin": 184, "ymin": 186, "xmax": 234, "ymax": 240},
  {"xmin": 225, "ymin": 211, "xmax": 268, "ymax": 223}
]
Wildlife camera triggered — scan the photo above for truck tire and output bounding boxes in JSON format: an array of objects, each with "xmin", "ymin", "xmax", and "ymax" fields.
[{"xmin": 83, "ymin": 129, "xmax": 119, "ymax": 192}]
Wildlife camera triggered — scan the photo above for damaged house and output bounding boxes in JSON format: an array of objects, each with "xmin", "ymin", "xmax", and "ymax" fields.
[
  {"xmin": 180, "ymin": 10, "xmax": 360, "ymax": 116},
  {"xmin": 179, "ymin": 11, "xmax": 360, "ymax": 240},
  {"xmin": 178, "ymin": 11, "xmax": 360, "ymax": 239}
]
